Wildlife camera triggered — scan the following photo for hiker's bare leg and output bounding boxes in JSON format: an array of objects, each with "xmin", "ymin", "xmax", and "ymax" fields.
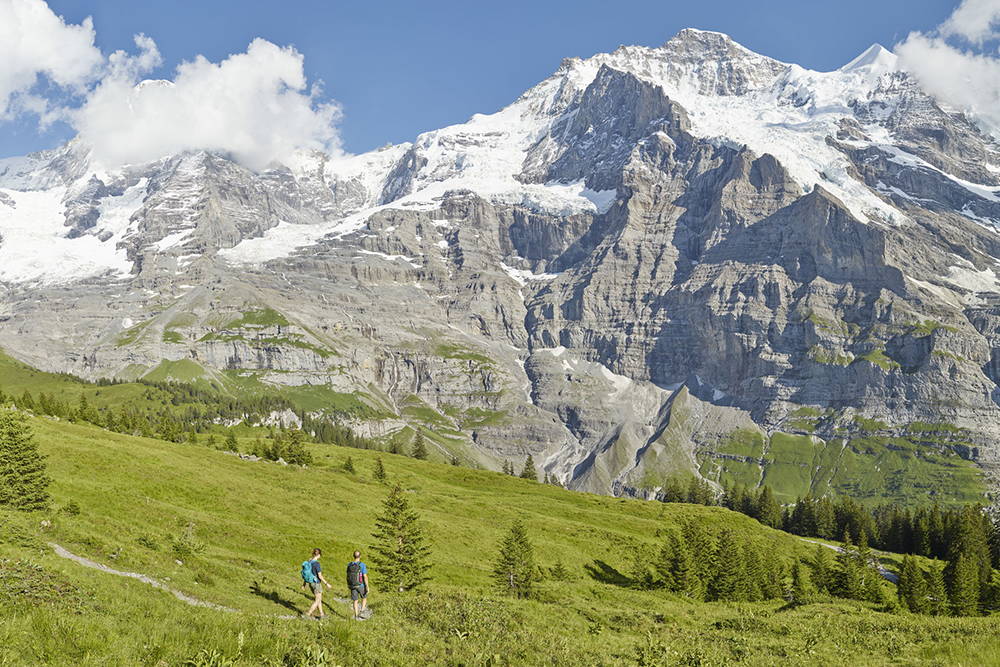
[
  {"xmin": 352, "ymin": 599, "xmax": 359, "ymax": 619},
  {"xmin": 308, "ymin": 591, "xmax": 322, "ymax": 617},
  {"xmin": 361, "ymin": 596, "xmax": 367, "ymax": 613}
]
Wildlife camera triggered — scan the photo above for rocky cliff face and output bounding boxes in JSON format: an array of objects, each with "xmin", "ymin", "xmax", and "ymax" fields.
[{"xmin": 1, "ymin": 29, "xmax": 999, "ymax": 501}]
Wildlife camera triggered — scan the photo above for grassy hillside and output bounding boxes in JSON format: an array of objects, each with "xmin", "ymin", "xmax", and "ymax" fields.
[{"xmin": 2, "ymin": 416, "xmax": 1000, "ymax": 665}]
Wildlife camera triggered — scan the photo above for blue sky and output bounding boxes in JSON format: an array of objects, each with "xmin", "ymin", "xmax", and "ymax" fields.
[{"xmin": 2, "ymin": 0, "xmax": 962, "ymax": 157}]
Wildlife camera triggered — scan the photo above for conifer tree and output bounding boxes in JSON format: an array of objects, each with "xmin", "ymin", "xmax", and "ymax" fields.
[
  {"xmin": 284, "ymin": 430, "xmax": 312, "ymax": 466},
  {"xmin": 370, "ymin": 484, "xmax": 431, "ymax": 592},
  {"xmin": 925, "ymin": 561, "xmax": 949, "ymax": 616},
  {"xmin": 519, "ymin": 455, "xmax": 537, "ymax": 481},
  {"xmin": 809, "ymin": 543, "xmax": 833, "ymax": 593},
  {"xmin": 0, "ymin": 409, "xmax": 50, "ymax": 511},
  {"xmin": 186, "ymin": 431, "xmax": 199, "ymax": 446},
  {"xmin": 17, "ymin": 391, "xmax": 36, "ymax": 413},
  {"xmin": 343, "ymin": 456, "xmax": 356, "ymax": 474},
  {"xmin": 834, "ymin": 531, "xmax": 862, "ymax": 600},
  {"xmin": 948, "ymin": 552, "xmax": 980, "ymax": 616},
  {"xmin": 493, "ymin": 519, "xmax": 536, "ymax": 598},
  {"xmin": 628, "ymin": 542, "xmax": 655, "ymax": 590},
  {"xmin": 708, "ymin": 529, "xmax": 746, "ymax": 602},
  {"xmin": 743, "ymin": 541, "xmax": 764, "ymax": 601},
  {"xmin": 502, "ymin": 460, "xmax": 513, "ymax": 476},
  {"xmin": 755, "ymin": 486, "xmax": 783, "ymax": 529},
  {"xmin": 653, "ymin": 532, "xmax": 677, "ymax": 591},
  {"xmin": 897, "ymin": 555, "xmax": 928, "ymax": 613},
  {"xmin": 206, "ymin": 433, "xmax": 218, "ymax": 450},
  {"xmin": 856, "ymin": 531, "xmax": 881, "ymax": 601},
  {"xmin": 225, "ymin": 430, "xmax": 239, "ymax": 452},
  {"xmin": 389, "ymin": 439, "xmax": 404, "ymax": 455},
  {"xmin": 411, "ymin": 434, "xmax": 428, "ymax": 460},
  {"xmin": 682, "ymin": 521, "xmax": 714, "ymax": 600},
  {"xmin": 373, "ymin": 456, "xmax": 387, "ymax": 483},
  {"xmin": 789, "ymin": 560, "xmax": 812, "ymax": 605},
  {"xmin": 551, "ymin": 559, "xmax": 570, "ymax": 581},
  {"xmin": 668, "ymin": 532, "xmax": 697, "ymax": 597}
]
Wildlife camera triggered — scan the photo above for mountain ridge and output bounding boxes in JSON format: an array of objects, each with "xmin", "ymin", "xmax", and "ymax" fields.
[{"xmin": 1, "ymin": 28, "xmax": 999, "ymax": 500}]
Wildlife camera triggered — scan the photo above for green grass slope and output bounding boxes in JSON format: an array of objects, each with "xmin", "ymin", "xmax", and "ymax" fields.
[{"xmin": 2, "ymin": 417, "xmax": 999, "ymax": 666}]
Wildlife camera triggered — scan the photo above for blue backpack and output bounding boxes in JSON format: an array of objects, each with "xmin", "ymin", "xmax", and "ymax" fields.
[{"xmin": 301, "ymin": 560, "xmax": 318, "ymax": 584}]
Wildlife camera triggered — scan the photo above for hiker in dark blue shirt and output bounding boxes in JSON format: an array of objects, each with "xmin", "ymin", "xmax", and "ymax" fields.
[
  {"xmin": 301, "ymin": 548, "xmax": 331, "ymax": 619},
  {"xmin": 347, "ymin": 550, "xmax": 370, "ymax": 620}
]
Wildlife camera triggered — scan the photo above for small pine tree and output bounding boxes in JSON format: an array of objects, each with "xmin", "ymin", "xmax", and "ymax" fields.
[
  {"xmin": 493, "ymin": 519, "xmax": 536, "ymax": 598},
  {"xmin": 225, "ymin": 430, "xmax": 238, "ymax": 452},
  {"xmin": 755, "ymin": 486, "xmax": 783, "ymax": 529},
  {"xmin": 389, "ymin": 439, "xmax": 404, "ymax": 456},
  {"xmin": 186, "ymin": 431, "xmax": 199, "ymax": 446},
  {"xmin": 898, "ymin": 555, "xmax": 928, "ymax": 613},
  {"xmin": 411, "ymin": 434, "xmax": 428, "ymax": 460},
  {"xmin": 925, "ymin": 561, "xmax": 949, "ymax": 616},
  {"xmin": 373, "ymin": 456, "xmax": 387, "ymax": 482},
  {"xmin": 628, "ymin": 542, "xmax": 655, "ymax": 590},
  {"xmin": 501, "ymin": 460, "xmax": 512, "ymax": 476},
  {"xmin": 206, "ymin": 433, "xmax": 218, "ymax": 450},
  {"xmin": 809, "ymin": 544, "xmax": 833, "ymax": 594},
  {"xmin": 708, "ymin": 529, "xmax": 747, "ymax": 602},
  {"xmin": 370, "ymin": 484, "xmax": 431, "ymax": 592},
  {"xmin": 653, "ymin": 532, "xmax": 677, "ymax": 590},
  {"xmin": 551, "ymin": 559, "xmax": 570, "ymax": 581},
  {"xmin": 789, "ymin": 560, "xmax": 813, "ymax": 605},
  {"xmin": 0, "ymin": 409, "xmax": 51, "ymax": 511},
  {"xmin": 834, "ymin": 532, "xmax": 863, "ymax": 600},
  {"xmin": 343, "ymin": 456, "xmax": 356, "ymax": 474},
  {"xmin": 284, "ymin": 430, "xmax": 312, "ymax": 466},
  {"xmin": 948, "ymin": 552, "xmax": 980, "ymax": 616},
  {"xmin": 519, "ymin": 455, "xmax": 537, "ymax": 481}
]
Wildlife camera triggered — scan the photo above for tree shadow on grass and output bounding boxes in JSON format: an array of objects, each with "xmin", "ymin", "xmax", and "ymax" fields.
[
  {"xmin": 584, "ymin": 560, "xmax": 632, "ymax": 587},
  {"xmin": 249, "ymin": 580, "xmax": 301, "ymax": 614}
]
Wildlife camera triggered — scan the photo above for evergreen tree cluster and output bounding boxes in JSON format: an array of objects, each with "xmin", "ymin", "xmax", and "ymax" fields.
[
  {"xmin": 629, "ymin": 522, "xmax": 786, "ymax": 602},
  {"xmin": 245, "ymin": 429, "xmax": 313, "ymax": 466},
  {"xmin": 6, "ymin": 385, "xmax": 377, "ymax": 454}
]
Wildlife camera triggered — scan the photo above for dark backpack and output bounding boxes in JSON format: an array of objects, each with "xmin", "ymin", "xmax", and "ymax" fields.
[{"xmin": 347, "ymin": 561, "xmax": 363, "ymax": 588}]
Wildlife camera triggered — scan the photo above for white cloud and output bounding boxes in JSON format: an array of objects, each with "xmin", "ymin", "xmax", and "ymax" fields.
[
  {"xmin": 0, "ymin": 0, "xmax": 103, "ymax": 119},
  {"xmin": 940, "ymin": 0, "xmax": 1000, "ymax": 44},
  {"xmin": 74, "ymin": 38, "xmax": 342, "ymax": 171},
  {"xmin": 1, "ymin": 1, "xmax": 341, "ymax": 171},
  {"xmin": 895, "ymin": 0, "xmax": 1000, "ymax": 139}
]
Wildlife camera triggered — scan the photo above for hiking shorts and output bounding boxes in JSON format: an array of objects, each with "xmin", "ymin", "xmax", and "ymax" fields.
[
  {"xmin": 350, "ymin": 585, "xmax": 367, "ymax": 601},
  {"xmin": 308, "ymin": 581, "xmax": 323, "ymax": 594}
]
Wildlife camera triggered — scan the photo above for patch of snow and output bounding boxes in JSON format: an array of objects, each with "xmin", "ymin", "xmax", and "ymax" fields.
[
  {"xmin": 499, "ymin": 261, "xmax": 559, "ymax": 286},
  {"xmin": 357, "ymin": 249, "xmax": 422, "ymax": 269},
  {"xmin": 944, "ymin": 265, "xmax": 999, "ymax": 293},
  {"xmin": 0, "ymin": 183, "xmax": 142, "ymax": 285},
  {"xmin": 153, "ymin": 228, "xmax": 195, "ymax": 252}
]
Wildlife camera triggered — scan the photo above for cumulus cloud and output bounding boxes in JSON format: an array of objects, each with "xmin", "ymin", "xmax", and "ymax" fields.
[
  {"xmin": 1, "ymin": 0, "xmax": 342, "ymax": 170},
  {"xmin": 895, "ymin": 0, "xmax": 1000, "ymax": 138},
  {"xmin": 0, "ymin": 0, "xmax": 103, "ymax": 120},
  {"xmin": 940, "ymin": 0, "xmax": 1000, "ymax": 44},
  {"xmin": 74, "ymin": 38, "xmax": 341, "ymax": 171}
]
